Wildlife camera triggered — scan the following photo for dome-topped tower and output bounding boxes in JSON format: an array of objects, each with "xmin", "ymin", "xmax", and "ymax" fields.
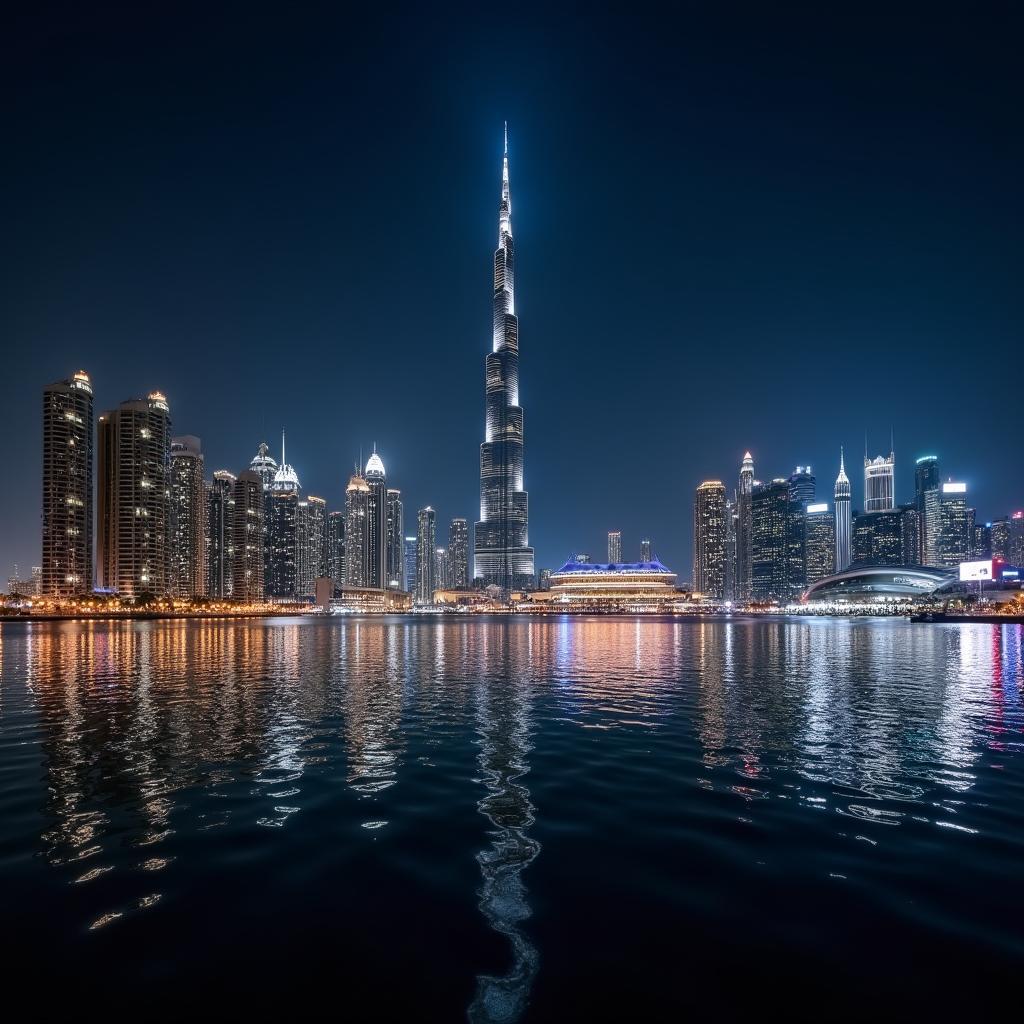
[
  {"xmin": 250, "ymin": 441, "xmax": 278, "ymax": 492},
  {"xmin": 365, "ymin": 444, "xmax": 385, "ymax": 480}
]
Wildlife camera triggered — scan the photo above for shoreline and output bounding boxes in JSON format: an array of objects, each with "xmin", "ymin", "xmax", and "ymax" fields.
[{"xmin": 2, "ymin": 609, "xmax": 1022, "ymax": 625}]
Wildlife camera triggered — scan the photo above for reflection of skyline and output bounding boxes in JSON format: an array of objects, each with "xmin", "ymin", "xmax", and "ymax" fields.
[
  {"xmin": 3, "ymin": 615, "xmax": 1023, "ymax": 1007},
  {"xmin": 469, "ymin": 623, "xmax": 540, "ymax": 1024}
]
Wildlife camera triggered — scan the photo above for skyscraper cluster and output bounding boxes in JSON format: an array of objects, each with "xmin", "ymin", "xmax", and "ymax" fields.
[
  {"xmin": 37, "ymin": 369, "xmax": 479, "ymax": 607},
  {"xmin": 693, "ymin": 446, "xmax": 1020, "ymax": 603}
]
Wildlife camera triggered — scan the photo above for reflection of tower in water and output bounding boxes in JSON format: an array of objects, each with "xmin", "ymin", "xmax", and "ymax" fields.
[{"xmin": 469, "ymin": 625, "xmax": 540, "ymax": 1024}]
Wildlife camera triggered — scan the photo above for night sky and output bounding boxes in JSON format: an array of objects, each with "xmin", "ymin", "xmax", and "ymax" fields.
[{"xmin": 3, "ymin": 6, "xmax": 1021, "ymax": 582}]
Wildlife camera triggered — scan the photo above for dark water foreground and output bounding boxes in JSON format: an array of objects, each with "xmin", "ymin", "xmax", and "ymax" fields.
[{"xmin": 1, "ymin": 616, "xmax": 1022, "ymax": 1018}]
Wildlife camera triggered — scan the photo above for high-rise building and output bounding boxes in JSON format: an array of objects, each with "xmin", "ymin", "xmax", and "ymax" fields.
[
  {"xmin": 296, "ymin": 495, "xmax": 326, "ymax": 598},
  {"xmin": 786, "ymin": 466, "xmax": 815, "ymax": 596},
  {"xmin": 435, "ymin": 547, "xmax": 450, "ymax": 591},
  {"xmin": 804, "ymin": 503, "xmax": 836, "ymax": 585},
  {"xmin": 449, "ymin": 518, "xmax": 470, "ymax": 589},
  {"xmin": 914, "ymin": 455, "xmax": 940, "ymax": 565},
  {"xmin": 249, "ymin": 441, "xmax": 278, "ymax": 492},
  {"xmin": 386, "ymin": 488, "xmax": 404, "ymax": 589},
  {"xmin": 640, "ymin": 538, "xmax": 652, "ymax": 563},
  {"xmin": 169, "ymin": 436, "xmax": 207, "ymax": 599},
  {"xmin": 326, "ymin": 511, "xmax": 346, "ymax": 593},
  {"xmin": 1010, "ymin": 512, "xmax": 1024, "ymax": 566},
  {"xmin": 344, "ymin": 470, "xmax": 370, "ymax": 588},
  {"xmin": 936, "ymin": 482, "xmax": 971, "ymax": 567},
  {"xmin": 607, "ymin": 531, "xmax": 622, "ymax": 563},
  {"xmin": 474, "ymin": 127, "xmax": 535, "ymax": 591},
  {"xmin": 834, "ymin": 449, "xmax": 852, "ymax": 571},
  {"xmin": 751, "ymin": 479, "xmax": 788, "ymax": 601},
  {"xmin": 852, "ymin": 509, "xmax": 905, "ymax": 566},
  {"xmin": 973, "ymin": 522, "xmax": 992, "ymax": 560},
  {"xmin": 693, "ymin": 481, "xmax": 726, "ymax": 599},
  {"xmin": 365, "ymin": 448, "xmax": 388, "ymax": 589},
  {"xmin": 416, "ymin": 507, "xmax": 436, "ymax": 605},
  {"xmin": 539, "ymin": 568, "xmax": 552, "ymax": 590},
  {"xmin": 736, "ymin": 452, "xmax": 755, "ymax": 601},
  {"xmin": 900, "ymin": 504, "xmax": 920, "ymax": 567},
  {"xmin": 97, "ymin": 392, "xmax": 172, "ymax": 598},
  {"xmin": 267, "ymin": 436, "xmax": 302, "ymax": 601},
  {"xmin": 864, "ymin": 448, "xmax": 895, "ymax": 513},
  {"xmin": 403, "ymin": 536, "xmax": 417, "ymax": 596},
  {"xmin": 723, "ymin": 497, "xmax": 737, "ymax": 600},
  {"xmin": 206, "ymin": 470, "xmax": 236, "ymax": 599},
  {"xmin": 232, "ymin": 471, "xmax": 264, "ymax": 603},
  {"xmin": 990, "ymin": 517, "xmax": 1012, "ymax": 563},
  {"xmin": 41, "ymin": 370, "xmax": 94, "ymax": 597},
  {"xmin": 267, "ymin": 491, "xmax": 299, "ymax": 599}
]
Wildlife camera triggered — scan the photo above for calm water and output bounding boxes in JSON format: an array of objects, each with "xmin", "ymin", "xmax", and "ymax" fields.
[{"xmin": 2, "ymin": 615, "xmax": 1022, "ymax": 1017}]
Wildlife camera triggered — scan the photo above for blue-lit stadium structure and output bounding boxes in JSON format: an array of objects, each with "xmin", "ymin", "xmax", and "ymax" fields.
[
  {"xmin": 542, "ymin": 559, "xmax": 684, "ymax": 612},
  {"xmin": 803, "ymin": 564, "xmax": 956, "ymax": 604}
]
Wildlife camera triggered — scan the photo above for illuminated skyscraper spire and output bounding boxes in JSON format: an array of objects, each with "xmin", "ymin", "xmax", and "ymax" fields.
[
  {"xmin": 736, "ymin": 452, "xmax": 755, "ymax": 601},
  {"xmin": 834, "ymin": 447, "xmax": 852, "ymax": 570},
  {"xmin": 475, "ymin": 126, "xmax": 534, "ymax": 591}
]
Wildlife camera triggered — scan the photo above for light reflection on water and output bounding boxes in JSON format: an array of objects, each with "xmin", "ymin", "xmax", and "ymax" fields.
[{"xmin": 1, "ymin": 616, "xmax": 1023, "ymax": 1016}]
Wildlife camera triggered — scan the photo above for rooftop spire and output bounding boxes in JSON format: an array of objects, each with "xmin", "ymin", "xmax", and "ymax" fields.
[
  {"xmin": 504, "ymin": 120, "xmax": 508, "ymax": 155},
  {"xmin": 281, "ymin": 429, "xmax": 285, "ymax": 467}
]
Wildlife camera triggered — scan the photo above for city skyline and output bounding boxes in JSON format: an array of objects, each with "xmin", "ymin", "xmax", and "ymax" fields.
[{"xmin": 3, "ymin": 10, "xmax": 1021, "ymax": 581}]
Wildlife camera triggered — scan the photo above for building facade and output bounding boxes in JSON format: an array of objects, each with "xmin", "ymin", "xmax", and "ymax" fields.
[
  {"xmin": 607, "ymin": 531, "xmax": 622, "ymax": 563},
  {"xmin": 751, "ymin": 478, "xmax": 788, "ymax": 601},
  {"xmin": 344, "ymin": 470, "xmax": 370, "ymax": 588},
  {"xmin": 449, "ymin": 518, "xmax": 470, "ymax": 589},
  {"xmin": 403, "ymin": 536, "xmax": 417, "ymax": 597},
  {"xmin": 97, "ymin": 392, "xmax": 172, "ymax": 598},
  {"xmin": 297, "ymin": 495, "xmax": 326, "ymax": 598},
  {"xmin": 935, "ymin": 482, "xmax": 971, "ymax": 567},
  {"xmin": 206, "ymin": 470, "xmax": 236, "ymax": 599},
  {"xmin": 365, "ymin": 449, "xmax": 388, "ymax": 589},
  {"xmin": 232, "ymin": 471, "xmax": 264, "ymax": 602},
  {"xmin": 169, "ymin": 435, "xmax": 206, "ymax": 598},
  {"xmin": 786, "ymin": 466, "xmax": 815, "ymax": 596},
  {"xmin": 386, "ymin": 488, "xmax": 404, "ymax": 589},
  {"xmin": 326, "ymin": 511, "xmax": 346, "ymax": 593},
  {"xmin": 804, "ymin": 503, "xmax": 836, "ymax": 585},
  {"xmin": 474, "ymin": 128, "xmax": 535, "ymax": 591},
  {"xmin": 914, "ymin": 455, "xmax": 940, "ymax": 565},
  {"xmin": 852, "ymin": 509, "xmax": 905, "ymax": 566},
  {"xmin": 693, "ymin": 480, "xmax": 726, "ymax": 599},
  {"xmin": 416, "ymin": 507, "xmax": 437, "ymax": 605},
  {"xmin": 834, "ymin": 449, "xmax": 852, "ymax": 572},
  {"xmin": 41, "ymin": 370, "xmax": 94, "ymax": 597},
  {"xmin": 864, "ymin": 450, "xmax": 895, "ymax": 513}
]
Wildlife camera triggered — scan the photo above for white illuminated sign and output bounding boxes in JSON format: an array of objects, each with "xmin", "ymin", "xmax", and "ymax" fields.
[
  {"xmin": 959, "ymin": 560, "xmax": 993, "ymax": 582},
  {"xmin": 942, "ymin": 482, "xmax": 967, "ymax": 494},
  {"xmin": 806, "ymin": 503, "xmax": 829, "ymax": 514}
]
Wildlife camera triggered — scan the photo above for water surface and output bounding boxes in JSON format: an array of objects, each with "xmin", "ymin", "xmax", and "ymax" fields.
[{"xmin": 1, "ymin": 616, "xmax": 1022, "ymax": 1017}]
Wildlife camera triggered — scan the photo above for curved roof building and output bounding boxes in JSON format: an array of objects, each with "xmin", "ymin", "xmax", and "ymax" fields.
[
  {"xmin": 803, "ymin": 564, "xmax": 955, "ymax": 604},
  {"xmin": 542, "ymin": 559, "xmax": 683, "ymax": 612}
]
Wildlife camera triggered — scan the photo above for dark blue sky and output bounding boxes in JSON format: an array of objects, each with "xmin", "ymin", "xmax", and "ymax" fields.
[{"xmin": 3, "ymin": 6, "xmax": 1021, "ymax": 580}]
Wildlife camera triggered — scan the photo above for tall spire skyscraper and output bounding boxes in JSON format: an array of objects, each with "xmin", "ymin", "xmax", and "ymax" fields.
[
  {"xmin": 736, "ymin": 452, "xmax": 755, "ymax": 601},
  {"xmin": 474, "ymin": 125, "xmax": 535, "ymax": 591},
  {"xmin": 834, "ymin": 448, "xmax": 852, "ymax": 570}
]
